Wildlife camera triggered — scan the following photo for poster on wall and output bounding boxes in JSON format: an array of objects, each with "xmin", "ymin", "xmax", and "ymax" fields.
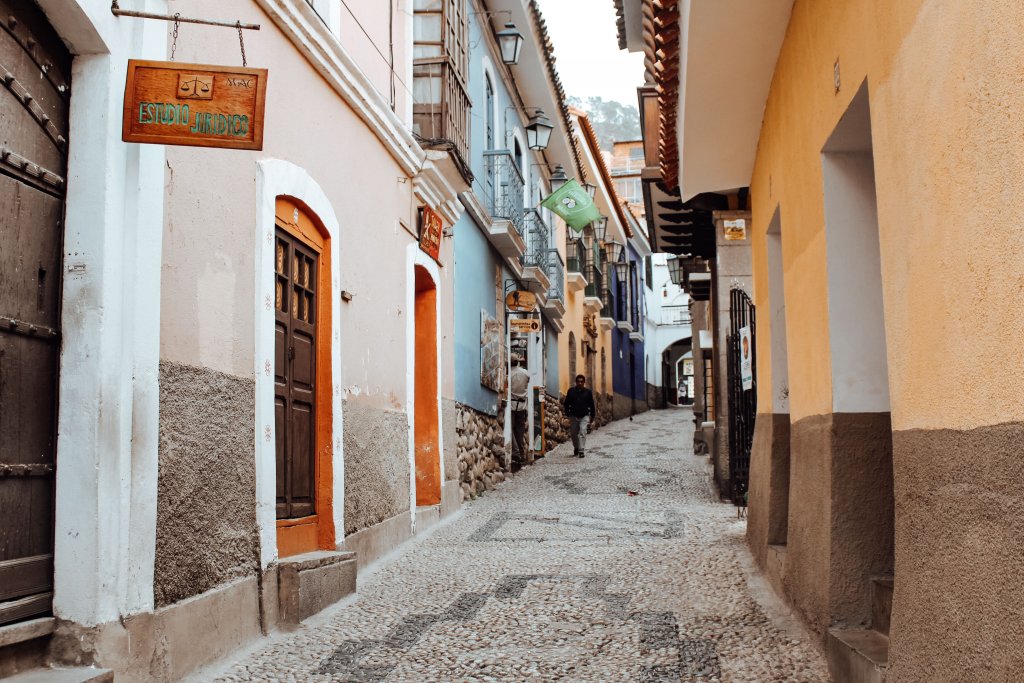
[
  {"xmin": 480, "ymin": 310, "xmax": 503, "ymax": 392},
  {"xmin": 724, "ymin": 219, "xmax": 747, "ymax": 241},
  {"xmin": 739, "ymin": 325, "xmax": 753, "ymax": 390}
]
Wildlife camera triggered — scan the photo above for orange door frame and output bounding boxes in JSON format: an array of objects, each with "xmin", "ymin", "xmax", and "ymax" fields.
[
  {"xmin": 275, "ymin": 197, "xmax": 336, "ymax": 557},
  {"xmin": 413, "ymin": 266, "xmax": 441, "ymax": 506}
]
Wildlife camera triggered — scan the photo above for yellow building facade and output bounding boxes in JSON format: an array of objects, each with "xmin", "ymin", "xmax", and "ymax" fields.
[{"xmin": 636, "ymin": 0, "xmax": 1024, "ymax": 680}]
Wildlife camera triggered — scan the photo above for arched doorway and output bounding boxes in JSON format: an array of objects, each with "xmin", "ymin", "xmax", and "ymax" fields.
[
  {"xmin": 0, "ymin": 0, "xmax": 71, "ymax": 626},
  {"xmin": 274, "ymin": 197, "xmax": 335, "ymax": 558},
  {"xmin": 414, "ymin": 265, "xmax": 441, "ymax": 506}
]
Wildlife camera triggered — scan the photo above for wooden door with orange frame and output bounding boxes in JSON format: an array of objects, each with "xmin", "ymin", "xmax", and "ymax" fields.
[{"xmin": 274, "ymin": 198, "xmax": 334, "ymax": 557}]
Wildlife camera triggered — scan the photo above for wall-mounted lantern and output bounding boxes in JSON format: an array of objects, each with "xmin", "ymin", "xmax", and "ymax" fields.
[
  {"xmin": 525, "ymin": 109, "xmax": 553, "ymax": 150},
  {"xmin": 496, "ymin": 23, "xmax": 525, "ymax": 65},
  {"xmin": 549, "ymin": 164, "xmax": 568, "ymax": 191},
  {"xmin": 667, "ymin": 256, "xmax": 683, "ymax": 285},
  {"xmin": 604, "ymin": 239, "xmax": 624, "ymax": 265}
]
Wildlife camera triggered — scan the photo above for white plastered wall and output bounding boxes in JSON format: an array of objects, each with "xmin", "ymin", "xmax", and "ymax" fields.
[
  {"xmin": 766, "ymin": 208, "xmax": 790, "ymax": 413},
  {"xmin": 405, "ymin": 245, "xmax": 444, "ymax": 532},
  {"xmin": 254, "ymin": 159, "xmax": 345, "ymax": 569},
  {"xmin": 43, "ymin": 0, "xmax": 167, "ymax": 625}
]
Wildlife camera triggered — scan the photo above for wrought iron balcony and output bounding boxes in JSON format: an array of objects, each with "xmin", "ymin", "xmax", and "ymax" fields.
[
  {"xmin": 600, "ymin": 288, "xmax": 613, "ymax": 321},
  {"xmin": 659, "ymin": 304, "xmax": 692, "ymax": 326},
  {"xmin": 482, "ymin": 150, "xmax": 525, "ymax": 236},
  {"xmin": 412, "ymin": 58, "xmax": 472, "ymax": 182},
  {"xmin": 522, "ymin": 209, "xmax": 553, "ymax": 270},
  {"xmin": 584, "ymin": 246, "xmax": 604, "ymax": 300},
  {"xmin": 566, "ymin": 237, "xmax": 587, "ymax": 274},
  {"xmin": 545, "ymin": 249, "xmax": 564, "ymax": 302}
]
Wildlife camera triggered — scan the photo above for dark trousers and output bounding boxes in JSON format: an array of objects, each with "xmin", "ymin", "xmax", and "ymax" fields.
[{"xmin": 511, "ymin": 409, "xmax": 528, "ymax": 468}]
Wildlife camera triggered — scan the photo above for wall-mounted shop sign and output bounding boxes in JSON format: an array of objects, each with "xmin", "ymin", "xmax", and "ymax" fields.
[
  {"xmin": 510, "ymin": 317, "xmax": 541, "ymax": 334},
  {"xmin": 122, "ymin": 60, "xmax": 268, "ymax": 150},
  {"xmin": 505, "ymin": 290, "xmax": 537, "ymax": 312},
  {"xmin": 723, "ymin": 219, "xmax": 747, "ymax": 241},
  {"xmin": 419, "ymin": 206, "xmax": 443, "ymax": 262}
]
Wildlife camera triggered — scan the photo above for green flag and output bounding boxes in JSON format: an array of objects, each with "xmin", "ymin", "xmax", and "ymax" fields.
[{"xmin": 541, "ymin": 179, "xmax": 602, "ymax": 232}]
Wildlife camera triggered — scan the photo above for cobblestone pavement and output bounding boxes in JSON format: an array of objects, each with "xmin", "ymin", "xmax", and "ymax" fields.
[{"xmin": 200, "ymin": 410, "xmax": 830, "ymax": 682}]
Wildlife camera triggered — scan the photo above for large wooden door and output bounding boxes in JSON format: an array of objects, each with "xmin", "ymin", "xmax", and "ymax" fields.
[
  {"xmin": 274, "ymin": 228, "xmax": 318, "ymax": 520},
  {"xmin": 0, "ymin": 0, "xmax": 71, "ymax": 627}
]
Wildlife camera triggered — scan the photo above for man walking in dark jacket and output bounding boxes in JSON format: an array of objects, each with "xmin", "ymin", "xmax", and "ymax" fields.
[{"xmin": 563, "ymin": 374, "xmax": 596, "ymax": 458}]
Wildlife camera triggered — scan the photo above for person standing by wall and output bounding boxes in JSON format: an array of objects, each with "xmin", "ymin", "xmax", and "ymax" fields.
[
  {"xmin": 564, "ymin": 374, "xmax": 596, "ymax": 458},
  {"xmin": 509, "ymin": 355, "xmax": 531, "ymax": 471}
]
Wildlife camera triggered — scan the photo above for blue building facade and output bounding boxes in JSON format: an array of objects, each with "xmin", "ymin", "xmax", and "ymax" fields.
[{"xmin": 449, "ymin": 2, "xmax": 576, "ymax": 493}]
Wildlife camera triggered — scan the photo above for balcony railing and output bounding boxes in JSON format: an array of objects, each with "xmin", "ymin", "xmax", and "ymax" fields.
[
  {"xmin": 522, "ymin": 209, "xmax": 552, "ymax": 270},
  {"xmin": 566, "ymin": 237, "xmax": 587, "ymax": 275},
  {"xmin": 659, "ymin": 305, "xmax": 692, "ymax": 326},
  {"xmin": 545, "ymin": 249, "xmax": 564, "ymax": 302},
  {"xmin": 584, "ymin": 243, "xmax": 604, "ymax": 299},
  {"xmin": 482, "ymin": 150, "xmax": 525, "ymax": 236},
  {"xmin": 412, "ymin": 58, "xmax": 471, "ymax": 182}
]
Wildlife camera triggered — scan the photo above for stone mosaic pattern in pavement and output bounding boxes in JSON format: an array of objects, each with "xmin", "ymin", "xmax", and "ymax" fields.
[{"xmin": 201, "ymin": 410, "xmax": 830, "ymax": 682}]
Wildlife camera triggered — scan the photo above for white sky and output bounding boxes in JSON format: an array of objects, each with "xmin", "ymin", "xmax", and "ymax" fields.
[{"xmin": 535, "ymin": 0, "xmax": 646, "ymax": 107}]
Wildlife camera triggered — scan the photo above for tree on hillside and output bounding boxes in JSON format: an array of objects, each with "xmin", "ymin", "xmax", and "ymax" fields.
[{"xmin": 568, "ymin": 96, "xmax": 641, "ymax": 151}]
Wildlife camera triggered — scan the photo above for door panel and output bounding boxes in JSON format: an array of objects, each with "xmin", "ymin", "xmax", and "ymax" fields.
[
  {"xmin": 0, "ymin": 0, "xmax": 70, "ymax": 627},
  {"xmin": 273, "ymin": 228, "xmax": 318, "ymax": 519}
]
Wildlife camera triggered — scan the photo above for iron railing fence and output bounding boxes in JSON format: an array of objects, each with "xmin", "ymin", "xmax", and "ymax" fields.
[
  {"xmin": 412, "ymin": 58, "xmax": 471, "ymax": 182},
  {"xmin": 726, "ymin": 288, "xmax": 756, "ymax": 508},
  {"xmin": 482, "ymin": 150, "xmax": 525, "ymax": 237},
  {"xmin": 659, "ymin": 305, "xmax": 692, "ymax": 326},
  {"xmin": 522, "ymin": 209, "xmax": 552, "ymax": 270},
  {"xmin": 566, "ymin": 237, "xmax": 587, "ymax": 275},
  {"xmin": 584, "ymin": 242, "xmax": 604, "ymax": 299},
  {"xmin": 545, "ymin": 249, "xmax": 564, "ymax": 302}
]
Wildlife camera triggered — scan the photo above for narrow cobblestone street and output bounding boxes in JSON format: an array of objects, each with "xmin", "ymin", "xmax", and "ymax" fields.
[{"xmin": 196, "ymin": 411, "xmax": 829, "ymax": 683}]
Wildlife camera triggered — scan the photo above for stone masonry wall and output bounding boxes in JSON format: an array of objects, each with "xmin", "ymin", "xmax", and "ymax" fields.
[
  {"xmin": 544, "ymin": 393, "xmax": 569, "ymax": 448},
  {"xmin": 594, "ymin": 393, "xmax": 614, "ymax": 429},
  {"xmin": 456, "ymin": 403, "xmax": 507, "ymax": 501}
]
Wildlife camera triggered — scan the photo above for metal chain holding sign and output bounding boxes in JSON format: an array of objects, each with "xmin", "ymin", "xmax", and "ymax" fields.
[
  {"xmin": 237, "ymin": 22, "xmax": 247, "ymax": 67},
  {"xmin": 170, "ymin": 13, "xmax": 180, "ymax": 60}
]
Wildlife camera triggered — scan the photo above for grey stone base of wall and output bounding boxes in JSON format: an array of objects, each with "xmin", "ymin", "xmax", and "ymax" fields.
[
  {"xmin": 342, "ymin": 510, "xmax": 413, "ymax": 570},
  {"xmin": 49, "ymin": 576, "xmax": 262, "ymax": 682},
  {"xmin": 593, "ymin": 393, "xmax": 614, "ymax": 429},
  {"xmin": 156, "ymin": 361, "xmax": 258, "ymax": 607},
  {"xmin": 647, "ymin": 382, "xmax": 665, "ymax": 409},
  {"xmin": 611, "ymin": 392, "xmax": 650, "ymax": 421},
  {"xmin": 455, "ymin": 403, "xmax": 507, "ymax": 501},
  {"xmin": 543, "ymin": 394, "xmax": 569, "ymax": 448},
  {"xmin": 343, "ymin": 401, "xmax": 411, "ymax": 536}
]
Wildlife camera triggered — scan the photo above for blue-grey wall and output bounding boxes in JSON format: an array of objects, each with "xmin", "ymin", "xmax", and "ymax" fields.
[
  {"xmin": 611, "ymin": 243, "xmax": 646, "ymax": 401},
  {"xmin": 454, "ymin": 212, "xmax": 500, "ymax": 415}
]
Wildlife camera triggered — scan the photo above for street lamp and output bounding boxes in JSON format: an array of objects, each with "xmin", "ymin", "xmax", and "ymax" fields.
[
  {"xmin": 584, "ymin": 182, "xmax": 597, "ymax": 199},
  {"xmin": 549, "ymin": 164, "xmax": 568, "ymax": 191},
  {"xmin": 591, "ymin": 215, "xmax": 608, "ymax": 242},
  {"xmin": 604, "ymin": 239, "xmax": 624, "ymax": 265},
  {"xmin": 525, "ymin": 109, "xmax": 554, "ymax": 150},
  {"xmin": 613, "ymin": 259, "xmax": 629, "ymax": 281},
  {"xmin": 496, "ymin": 23, "xmax": 524, "ymax": 65},
  {"xmin": 666, "ymin": 256, "xmax": 683, "ymax": 285}
]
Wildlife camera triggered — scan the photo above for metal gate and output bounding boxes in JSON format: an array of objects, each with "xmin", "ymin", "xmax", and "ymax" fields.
[
  {"xmin": 726, "ymin": 288, "xmax": 756, "ymax": 507},
  {"xmin": 0, "ymin": 0, "xmax": 71, "ymax": 626}
]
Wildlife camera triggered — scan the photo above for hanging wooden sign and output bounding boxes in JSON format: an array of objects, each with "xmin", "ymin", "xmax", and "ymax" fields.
[
  {"xmin": 122, "ymin": 60, "xmax": 268, "ymax": 150},
  {"xmin": 418, "ymin": 206, "xmax": 443, "ymax": 263},
  {"xmin": 505, "ymin": 290, "xmax": 537, "ymax": 312}
]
